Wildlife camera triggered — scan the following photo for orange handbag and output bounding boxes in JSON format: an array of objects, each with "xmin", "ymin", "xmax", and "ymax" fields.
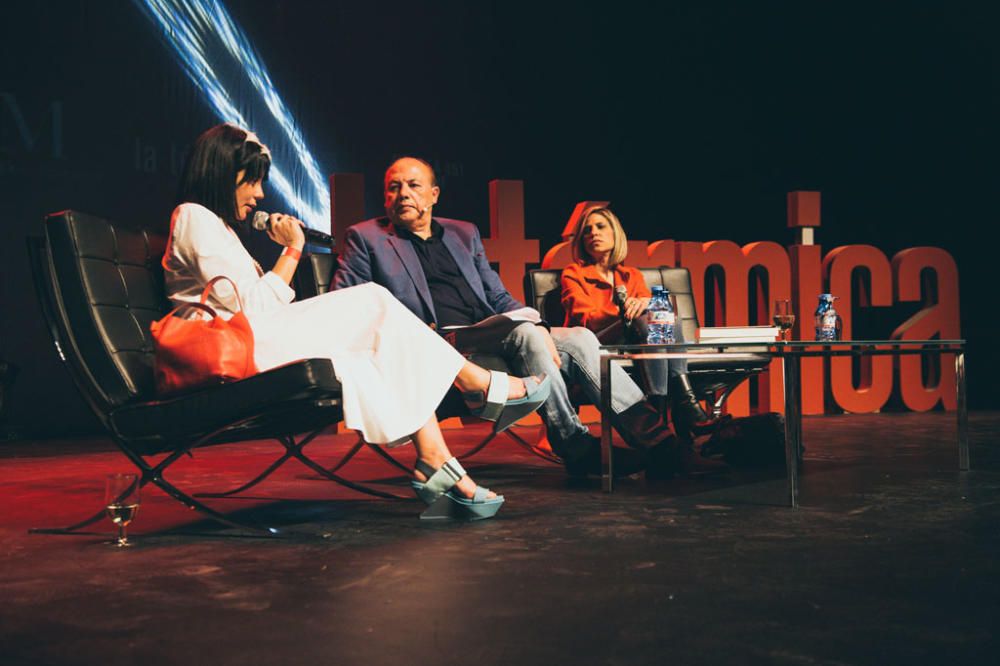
[{"xmin": 151, "ymin": 276, "xmax": 258, "ymax": 394}]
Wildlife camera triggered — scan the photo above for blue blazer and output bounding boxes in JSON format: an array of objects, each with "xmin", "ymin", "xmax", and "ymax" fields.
[{"xmin": 332, "ymin": 216, "xmax": 525, "ymax": 327}]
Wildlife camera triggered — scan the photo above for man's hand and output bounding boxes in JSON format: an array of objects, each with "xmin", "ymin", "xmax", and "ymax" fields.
[{"xmin": 539, "ymin": 326, "xmax": 562, "ymax": 369}]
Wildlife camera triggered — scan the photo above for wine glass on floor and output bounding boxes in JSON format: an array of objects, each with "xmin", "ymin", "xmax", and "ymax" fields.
[
  {"xmin": 773, "ymin": 299, "xmax": 795, "ymax": 342},
  {"xmin": 105, "ymin": 473, "xmax": 140, "ymax": 547}
]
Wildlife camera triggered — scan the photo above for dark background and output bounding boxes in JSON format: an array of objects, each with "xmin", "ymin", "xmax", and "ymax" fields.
[{"xmin": 1, "ymin": 1, "xmax": 995, "ymax": 439}]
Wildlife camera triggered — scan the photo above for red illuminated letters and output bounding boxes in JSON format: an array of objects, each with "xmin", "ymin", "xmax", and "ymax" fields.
[{"xmin": 329, "ymin": 175, "xmax": 961, "ymax": 416}]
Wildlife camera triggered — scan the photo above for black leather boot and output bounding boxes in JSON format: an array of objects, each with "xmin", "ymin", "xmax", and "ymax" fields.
[
  {"xmin": 551, "ymin": 431, "xmax": 647, "ymax": 478},
  {"xmin": 675, "ymin": 434, "xmax": 728, "ymax": 476},
  {"xmin": 646, "ymin": 434, "xmax": 729, "ymax": 479},
  {"xmin": 612, "ymin": 400, "xmax": 675, "ymax": 451},
  {"xmin": 669, "ymin": 373, "xmax": 711, "ymax": 436}
]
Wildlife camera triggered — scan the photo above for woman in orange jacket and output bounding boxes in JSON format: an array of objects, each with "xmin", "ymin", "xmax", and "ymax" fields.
[{"xmin": 561, "ymin": 206, "xmax": 711, "ymax": 437}]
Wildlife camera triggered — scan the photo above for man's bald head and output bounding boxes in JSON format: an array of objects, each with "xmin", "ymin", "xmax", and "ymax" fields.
[
  {"xmin": 384, "ymin": 156, "xmax": 437, "ymax": 189},
  {"xmin": 383, "ymin": 157, "xmax": 441, "ymax": 237}
]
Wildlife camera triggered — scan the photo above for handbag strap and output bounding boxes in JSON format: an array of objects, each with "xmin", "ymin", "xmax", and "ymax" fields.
[
  {"xmin": 156, "ymin": 301, "xmax": 219, "ymax": 329},
  {"xmin": 200, "ymin": 275, "xmax": 247, "ymax": 313},
  {"xmin": 154, "ymin": 276, "xmax": 246, "ymax": 333}
]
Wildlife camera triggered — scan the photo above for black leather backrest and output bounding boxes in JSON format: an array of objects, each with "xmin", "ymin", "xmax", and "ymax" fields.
[
  {"xmin": 639, "ymin": 267, "xmax": 663, "ymax": 290},
  {"xmin": 659, "ymin": 267, "xmax": 700, "ymax": 342},
  {"xmin": 524, "ymin": 270, "xmax": 563, "ymax": 325},
  {"xmin": 45, "ymin": 211, "xmax": 168, "ymax": 409},
  {"xmin": 525, "ymin": 266, "xmax": 700, "ymax": 339},
  {"xmin": 295, "ymin": 252, "xmax": 337, "ymax": 298}
]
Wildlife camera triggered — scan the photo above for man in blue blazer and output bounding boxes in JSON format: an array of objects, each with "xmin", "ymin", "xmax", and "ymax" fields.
[{"xmin": 333, "ymin": 157, "xmax": 680, "ymax": 477}]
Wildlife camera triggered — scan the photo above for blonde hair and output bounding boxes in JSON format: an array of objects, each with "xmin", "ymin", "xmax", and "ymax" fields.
[{"xmin": 571, "ymin": 206, "xmax": 629, "ymax": 268}]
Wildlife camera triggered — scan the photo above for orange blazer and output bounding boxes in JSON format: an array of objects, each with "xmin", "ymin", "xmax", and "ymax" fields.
[{"xmin": 561, "ymin": 262, "xmax": 651, "ymax": 332}]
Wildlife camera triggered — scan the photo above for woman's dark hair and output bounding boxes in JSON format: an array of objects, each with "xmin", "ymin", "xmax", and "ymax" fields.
[{"xmin": 176, "ymin": 124, "xmax": 271, "ymax": 226}]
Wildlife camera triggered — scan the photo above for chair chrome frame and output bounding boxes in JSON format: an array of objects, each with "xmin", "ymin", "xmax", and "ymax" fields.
[{"xmin": 28, "ymin": 211, "xmax": 403, "ymax": 539}]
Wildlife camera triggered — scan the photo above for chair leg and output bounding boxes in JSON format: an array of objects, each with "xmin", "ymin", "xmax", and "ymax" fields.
[
  {"xmin": 327, "ymin": 436, "xmax": 367, "ymax": 473},
  {"xmin": 286, "ymin": 436, "xmax": 407, "ymax": 500},
  {"xmin": 30, "ymin": 441, "xmax": 294, "ymax": 538},
  {"xmin": 196, "ymin": 449, "xmax": 295, "ymax": 498},
  {"xmin": 196, "ymin": 428, "xmax": 407, "ymax": 500},
  {"xmin": 457, "ymin": 431, "xmax": 498, "ymax": 460},
  {"xmin": 711, "ymin": 387, "xmax": 732, "ymax": 419},
  {"xmin": 327, "ymin": 433, "xmax": 412, "ymax": 476},
  {"xmin": 194, "ymin": 426, "xmax": 327, "ymax": 498},
  {"xmin": 502, "ymin": 429, "xmax": 563, "ymax": 464},
  {"xmin": 194, "ymin": 425, "xmax": 327, "ymax": 498},
  {"xmin": 366, "ymin": 443, "xmax": 412, "ymax": 474},
  {"xmin": 145, "ymin": 468, "xmax": 296, "ymax": 537},
  {"xmin": 29, "ymin": 506, "xmax": 110, "ymax": 535},
  {"xmin": 457, "ymin": 427, "xmax": 562, "ymax": 464},
  {"xmin": 32, "ymin": 416, "xmax": 402, "ymax": 538}
]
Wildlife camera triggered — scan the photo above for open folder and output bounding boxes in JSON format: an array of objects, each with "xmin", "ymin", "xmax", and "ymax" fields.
[{"xmin": 440, "ymin": 307, "xmax": 541, "ymax": 353}]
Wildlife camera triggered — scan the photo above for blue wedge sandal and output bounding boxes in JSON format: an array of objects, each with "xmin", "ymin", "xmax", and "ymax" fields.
[
  {"xmin": 412, "ymin": 457, "xmax": 504, "ymax": 521},
  {"xmin": 464, "ymin": 371, "xmax": 551, "ymax": 434}
]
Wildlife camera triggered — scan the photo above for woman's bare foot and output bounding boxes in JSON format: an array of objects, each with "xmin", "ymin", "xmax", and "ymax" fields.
[
  {"xmin": 508, "ymin": 376, "xmax": 529, "ymax": 400},
  {"xmin": 413, "ymin": 458, "xmax": 497, "ymax": 500},
  {"xmin": 454, "ymin": 363, "xmax": 535, "ymax": 401}
]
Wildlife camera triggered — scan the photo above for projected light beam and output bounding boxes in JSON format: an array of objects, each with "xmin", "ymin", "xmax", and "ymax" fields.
[{"xmin": 134, "ymin": 0, "xmax": 330, "ymax": 231}]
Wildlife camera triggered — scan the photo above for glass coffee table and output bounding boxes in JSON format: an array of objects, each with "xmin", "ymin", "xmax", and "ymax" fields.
[{"xmin": 598, "ymin": 339, "xmax": 968, "ymax": 506}]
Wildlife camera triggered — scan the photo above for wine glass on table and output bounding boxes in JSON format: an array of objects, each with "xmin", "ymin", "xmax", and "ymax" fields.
[
  {"xmin": 773, "ymin": 299, "xmax": 795, "ymax": 342},
  {"xmin": 105, "ymin": 473, "xmax": 140, "ymax": 547}
]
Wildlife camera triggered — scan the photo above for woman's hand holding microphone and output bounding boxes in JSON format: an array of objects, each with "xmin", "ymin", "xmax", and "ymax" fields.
[
  {"xmin": 263, "ymin": 213, "xmax": 306, "ymax": 286},
  {"xmin": 622, "ymin": 296, "xmax": 651, "ymax": 322},
  {"xmin": 265, "ymin": 213, "xmax": 306, "ymax": 252}
]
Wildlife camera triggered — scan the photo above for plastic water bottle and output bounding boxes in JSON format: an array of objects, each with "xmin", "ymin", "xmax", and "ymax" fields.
[
  {"xmin": 646, "ymin": 286, "xmax": 676, "ymax": 345},
  {"xmin": 814, "ymin": 294, "xmax": 841, "ymax": 341}
]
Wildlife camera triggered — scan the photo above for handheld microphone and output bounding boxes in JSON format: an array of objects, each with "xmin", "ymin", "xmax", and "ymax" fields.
[
  {"xmin": 252, "ymin": 211, "xmax": 334, "ymax": 247},
  {"xmin": 613, "ymin": 286, "xmax": 630, "ymax": 321}
]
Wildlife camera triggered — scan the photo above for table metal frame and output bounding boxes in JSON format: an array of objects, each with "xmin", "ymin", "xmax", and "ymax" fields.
[{"xmin": 598, "ymin": 340, "xmax": 967, "ymax": 506}]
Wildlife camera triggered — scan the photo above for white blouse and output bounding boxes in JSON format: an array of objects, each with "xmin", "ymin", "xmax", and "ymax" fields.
[
  {"xmin": 159, "ymin": 201, "xmax": 467, "ymax": 445},
  {"xmin": 163, "ymin": 202, "xmax": 294, "ymax": 318}
]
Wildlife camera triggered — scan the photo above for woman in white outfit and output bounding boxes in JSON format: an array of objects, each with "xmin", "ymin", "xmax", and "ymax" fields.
[{"xmin": 163, "ymin": 124, "xmax": 550, "ymax": 520}]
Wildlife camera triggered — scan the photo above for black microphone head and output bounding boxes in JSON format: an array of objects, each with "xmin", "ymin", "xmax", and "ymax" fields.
[
  {"xmin": 251, "ymin": 210, "xmax": 269, "ymax": 232},
  {"xmin": 613, "ymin": 285, "xmax": 629, "ymax": 306}
]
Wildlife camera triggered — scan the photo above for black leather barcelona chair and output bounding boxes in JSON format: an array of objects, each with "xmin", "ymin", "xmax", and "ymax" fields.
[
  {"xmin": 653, "ymin": 267, "xmax": 772, "ymax": 416},
  {"xmin": 27, "ymin": 211, "xmax": 403, "ymax": 538},
  {"xmin": 525, "ymin": 267, "xmax": 771, "ymax": 421},
  {"xmin": 296, "ymin": 253, "xmax": 561, "ymax": 465}
]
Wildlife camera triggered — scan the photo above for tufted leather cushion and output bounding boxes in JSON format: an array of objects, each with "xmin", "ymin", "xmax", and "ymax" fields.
[
  {"xmin": 46, "ymin": 210, "xmax": 169, "ymax": 408},
  {"xmin": 109, "ymin": 358, "xmax": 342, "ymax": 454},
  {"xmin": 39, "ymin": 211, "xmax": 347, "ymax": 455},
  {"xmin": 657, "ymin": 267, "xmax": 700, "ymax": 344},
  {"xmin": 294, "ymin": 252, "xmax": 338, "ymax": 298},
  {"xmin": 524, "ymin": 270, "xmax": 563, "ymax": 326},
  {"xmin": 651, "ymin": 267, "xmax": 770, "ymax": 379}
]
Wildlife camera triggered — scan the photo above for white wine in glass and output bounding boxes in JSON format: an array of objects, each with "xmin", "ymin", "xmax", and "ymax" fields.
[
  {"xmin": 773, "ymin": 300, "xmax": 795, "ymax": 341},
  {"xmin": 105, "ymin": 473, "xmax": 140, "ymax": 547}
]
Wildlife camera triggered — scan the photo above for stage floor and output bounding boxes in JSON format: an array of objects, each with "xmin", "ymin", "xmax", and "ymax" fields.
[{"xmin": 1, "ymin": 411, "xmax": 998, "ymax": 665}]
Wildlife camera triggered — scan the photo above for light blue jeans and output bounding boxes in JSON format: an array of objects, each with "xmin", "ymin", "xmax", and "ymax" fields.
[
  {"xmin": 625, "ymin": 315, "xmax": 689, "ymax": 396},
  {"xmin": 499, "ymin": 323, "xmax": 646, "ymax": 442}
]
